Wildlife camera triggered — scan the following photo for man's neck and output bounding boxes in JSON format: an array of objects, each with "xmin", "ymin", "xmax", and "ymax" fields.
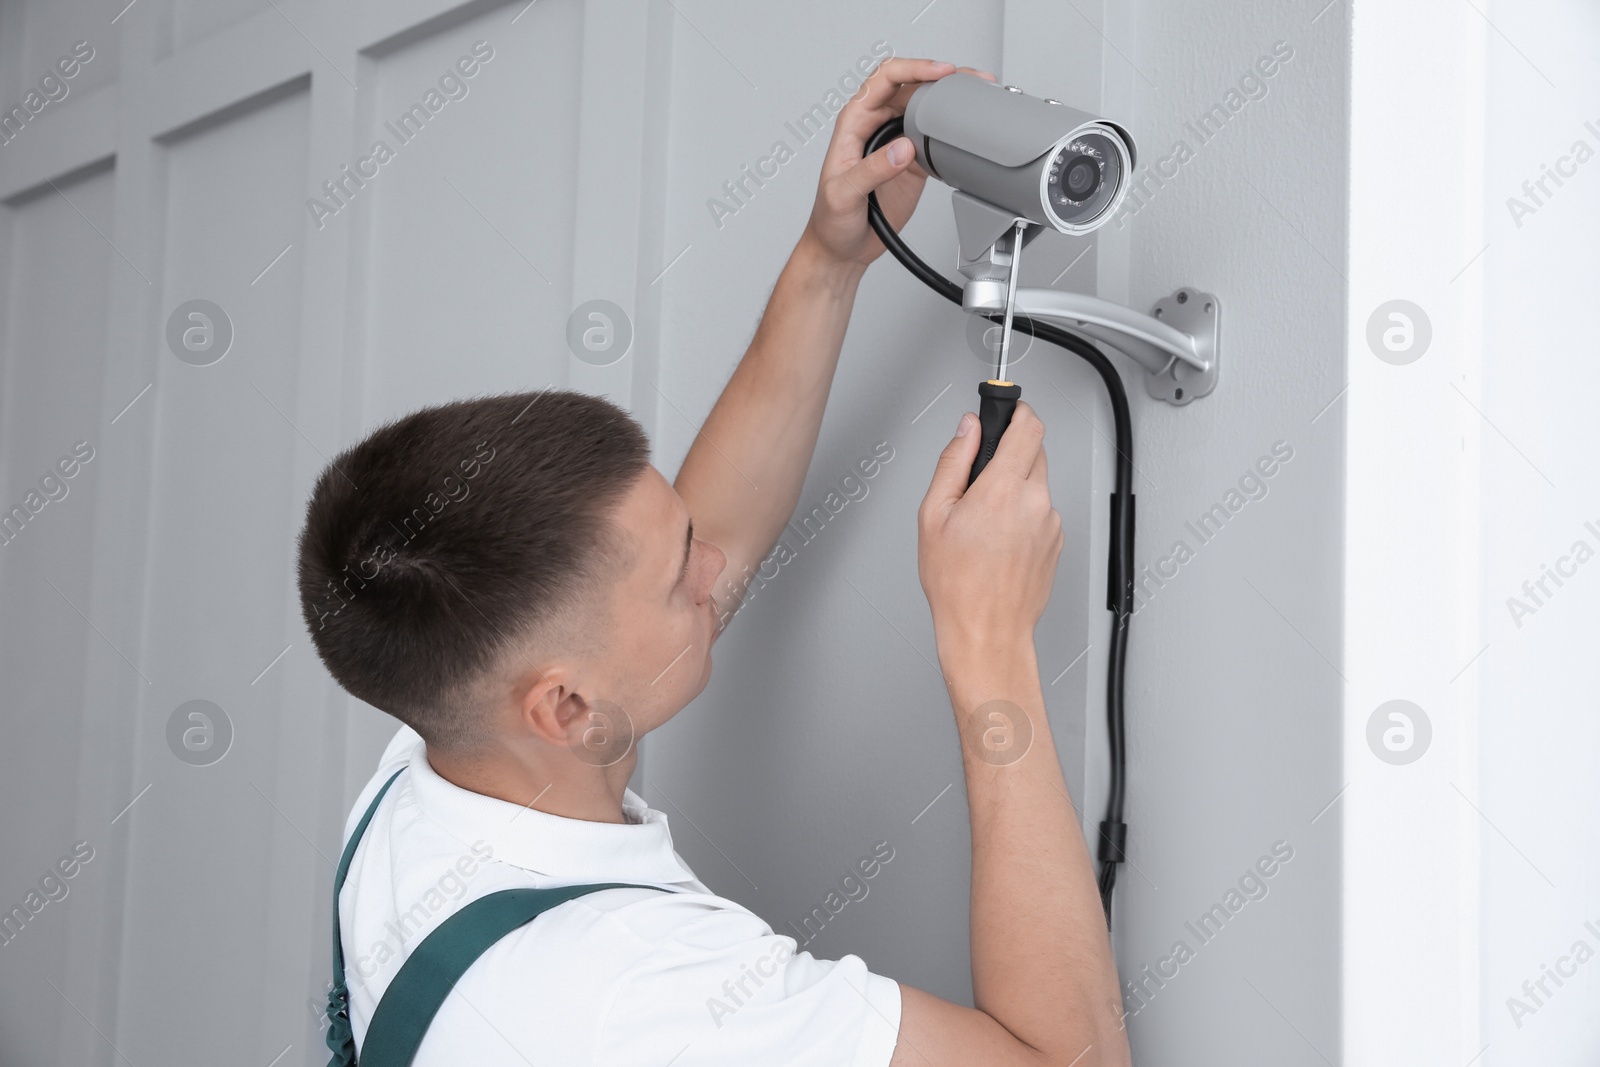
[{"xmin": 425, "ymin": 743, "xmax": 636, "ymax": 825}]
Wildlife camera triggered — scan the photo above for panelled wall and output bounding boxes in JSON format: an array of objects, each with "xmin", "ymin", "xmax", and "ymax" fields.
[{"xmin": 0, "ymin": 1, "xmax": 666, "ymax": 1062}]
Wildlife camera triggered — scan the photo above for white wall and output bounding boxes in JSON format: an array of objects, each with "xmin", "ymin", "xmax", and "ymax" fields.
[
  {"xmin": 1346, "ymin": 2, "xmax": 1486, "ymax": 1060},
  {"xmin": 1347, "ymin": 2, "xmax": 1600, "ymax": 1064},
  {"xmin": 1476, "ymin": 1, "xmax": 1600, "ymax": 1063}
]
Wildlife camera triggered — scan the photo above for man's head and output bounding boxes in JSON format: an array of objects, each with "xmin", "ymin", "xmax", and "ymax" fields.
[{"xmin": 296, "ymin": 389, "xmax": 725, "ymax": 774}]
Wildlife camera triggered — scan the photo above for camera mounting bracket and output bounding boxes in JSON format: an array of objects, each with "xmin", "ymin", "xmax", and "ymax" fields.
[{"xmin": 953, "ymin": 191, "xmax": 1221, "ymax": 406}]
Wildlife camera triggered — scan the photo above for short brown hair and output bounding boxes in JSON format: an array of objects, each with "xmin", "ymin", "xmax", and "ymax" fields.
[{"xmin": 296, "ymin": 389, "xmax": 650, "ymax": 748}]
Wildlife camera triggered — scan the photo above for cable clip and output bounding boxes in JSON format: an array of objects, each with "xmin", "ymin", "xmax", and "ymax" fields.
[{"xmin": 1097, "ymin": 820, "xmax": 1127, "ymax": 865}]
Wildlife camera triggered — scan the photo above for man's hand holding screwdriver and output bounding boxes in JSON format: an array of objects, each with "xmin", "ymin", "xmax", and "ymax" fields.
[
  {"xmin": 891, "ymin": 403, "xmax": 1130, "ymax": 1067},
  {"xmin": 918, "ymin": 401, "xmax": 1062, "ymax": 665}
]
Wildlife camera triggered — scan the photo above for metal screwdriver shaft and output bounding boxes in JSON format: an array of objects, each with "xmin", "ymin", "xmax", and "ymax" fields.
[
  {"xmin": 967, "ymin": 220, "xmax": 1028, "ymax": 486},
  {"xmin": 996, "ymin": 219, "xmax": 1025, "ymax": 383}
]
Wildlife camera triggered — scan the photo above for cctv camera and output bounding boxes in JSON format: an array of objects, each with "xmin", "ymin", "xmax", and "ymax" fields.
[{"xmin": 901, "ymin": 72, "xmax": 1136, "ymax": 235}]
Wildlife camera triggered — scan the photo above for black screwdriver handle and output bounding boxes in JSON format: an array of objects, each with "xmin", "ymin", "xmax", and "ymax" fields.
[{"xmin": 967, "ymin": 380, "xmax": 1021, "ymax": 486}]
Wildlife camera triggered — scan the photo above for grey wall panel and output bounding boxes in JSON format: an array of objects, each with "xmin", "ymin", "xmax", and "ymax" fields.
[
  {"xmin": 169, "ymin": 0, "xmax": 270, "ymax": 55},
  {"xmin": 0, "ymin": 162, "xmax": 115, "ymax": 1067},
  {"xmin": 356, "ymin": 0, "xmax": 581, "ymax": 423},
  {"xmin": 114, "ymin": 84, "xmax": 310, "ymax": 1063},
  {"xmin": 6, "ymin": 0, "xmax": 119, "ymax": 108},
  {"xmin": 1111, "ymin": 5, "xmax": 1344, "ymax": 1064}
]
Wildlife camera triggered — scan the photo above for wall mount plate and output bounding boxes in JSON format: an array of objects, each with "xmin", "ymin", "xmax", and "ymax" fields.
[{"xmin": 1146, "ymin": 289, "xmax": 1220, "ymax": 406}]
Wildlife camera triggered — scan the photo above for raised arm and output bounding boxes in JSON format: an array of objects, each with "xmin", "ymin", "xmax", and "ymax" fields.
[{"xmin": 672, "ymin": 58, "xmax": 993, "ymax": 632}]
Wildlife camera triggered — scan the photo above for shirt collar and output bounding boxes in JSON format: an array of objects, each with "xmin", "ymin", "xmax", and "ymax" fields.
[{"xmin": 404, "ymin": 735, "xmax": 699, "ymax": 886}]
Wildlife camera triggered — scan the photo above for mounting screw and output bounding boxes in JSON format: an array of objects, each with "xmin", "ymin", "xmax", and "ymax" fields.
[{"xmin": 1003, "ymin": 85, "xmax": 1023, "ymax": 93}]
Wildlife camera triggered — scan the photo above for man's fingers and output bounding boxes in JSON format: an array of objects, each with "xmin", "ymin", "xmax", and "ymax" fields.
[
  {"xmin": 922, "ymin": 412, "xmax": 980, "ymax": 519},
  {"xmin": 834, "ymin": 65, "xmax": 993, "ymax": 183},
  {"xmin": 825, "ymin": 137, "xmax": 914, "ymax": 206},
  {"xmin": 1027, "ymin": 429, "xmax": 1049, "ymax": 483},
  {"xmin": 987, "ymin": 401, "xmax": 1046, "ymax": 483},
  {"xmin": 825, "ymin": 57, "xmax": 955, "ymax": 165},
  {"xmin": 883, "ymin": 65, "xmax": 993, "ymax": 108},
  {"xmin": 856, "ymin": 64, "xmax": 995, "ymax": 126},
  {"xmin": 827, "ymin": 62, "xmax": 994, "ymax": 176},
  {"xmin": 853, "ymin": 57, "xmax": 955, "ymax": 114}
]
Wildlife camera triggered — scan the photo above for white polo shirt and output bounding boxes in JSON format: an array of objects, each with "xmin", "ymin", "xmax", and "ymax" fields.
[{"xmin": 337, "ymin": 724, "xmax": 903, "ymax": 1065}]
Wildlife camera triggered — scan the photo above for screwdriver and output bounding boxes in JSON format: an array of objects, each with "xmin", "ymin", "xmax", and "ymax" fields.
[{"xmin": 967, "ymin": 220, "xmax": 1027, "ymax": 486}]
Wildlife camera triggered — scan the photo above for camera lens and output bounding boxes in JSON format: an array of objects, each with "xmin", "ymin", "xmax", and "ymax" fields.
[
  {"xmin": 1046, "ymin": 130, "xmax": 1126, "ymax": 230},
  {"xmin": 1064, "ymin": 157, "xmax": 1100, "ymax": 199}
]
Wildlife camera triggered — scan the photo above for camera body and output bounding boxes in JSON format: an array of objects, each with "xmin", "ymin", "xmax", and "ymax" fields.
[{"xmin": 902, "ymin": 72, "xmax": 1136, "ymax": 235}]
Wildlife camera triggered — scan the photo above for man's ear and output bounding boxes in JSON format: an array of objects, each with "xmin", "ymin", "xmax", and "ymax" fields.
[{"xmin": 514, "ymin": 664, "xmax": 591, "ymax": 748}]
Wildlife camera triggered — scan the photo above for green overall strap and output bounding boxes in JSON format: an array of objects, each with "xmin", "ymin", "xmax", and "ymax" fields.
[
  {"xmin": 325, "ymin": 768, "xmax": 407, "ymax": 1067},
  {"xmin": 358, "ymin": 881, "xmax": 668, "ymax": 1067},
  {"xmin": 323, "ymin": 764, "xmax": 670, "ymax": 1067}
]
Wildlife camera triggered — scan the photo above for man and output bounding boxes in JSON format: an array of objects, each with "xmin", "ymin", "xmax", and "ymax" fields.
[{"xmin": 298, "ymin": 57, "xmax": 1129, "ymax": 1066}]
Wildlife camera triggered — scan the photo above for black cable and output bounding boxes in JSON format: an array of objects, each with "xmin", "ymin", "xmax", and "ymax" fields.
[{"xmin": 864, "ymin": 117, "xmax": 1132, "ymax": 926}]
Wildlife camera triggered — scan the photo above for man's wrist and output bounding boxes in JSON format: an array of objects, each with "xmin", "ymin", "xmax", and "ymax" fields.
[
  {"xmin": 937, "ymin": 637, "xmax": 1042, "ymax": 704},
  {"xmin": 932, "ymin": 618, "xmax": 1036, "ymax": 671},
  {"xmin": 792, "ymin": 226, "xmax": 868, "ymax": 296}
]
